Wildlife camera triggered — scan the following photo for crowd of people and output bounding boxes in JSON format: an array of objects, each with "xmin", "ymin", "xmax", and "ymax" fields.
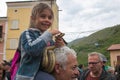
[
  {"xmin": 0, "ymin": 2, "xmax": 120, "ymax": 80},
  {"xmin": 1, "ymin": 50, "xmax": 120, "ymax": 80}
]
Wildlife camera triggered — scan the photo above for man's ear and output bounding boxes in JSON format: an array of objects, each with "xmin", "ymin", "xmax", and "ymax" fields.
[
  {"xmin": 54, "ymin": 63, "xmax": 61, "ymax": 74},
  {"xmin": 100, "ymin": 61, "xmax": 104, "ymax": 66}
]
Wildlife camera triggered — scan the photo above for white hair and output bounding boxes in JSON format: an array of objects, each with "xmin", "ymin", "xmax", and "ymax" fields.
[{"xmin": 54, "ymin": 46, "xmax": 77, "ymax": 69}]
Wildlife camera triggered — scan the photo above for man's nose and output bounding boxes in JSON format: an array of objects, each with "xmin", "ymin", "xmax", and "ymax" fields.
[{"xmin": 75, "ymin": 69, "xmax": 80, "ymax": 77}]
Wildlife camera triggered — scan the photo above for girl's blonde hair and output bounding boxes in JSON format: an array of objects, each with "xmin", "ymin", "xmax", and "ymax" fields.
[{"xmin": 29, "ymin": 3, "xmax": 54, "ymax": 28}]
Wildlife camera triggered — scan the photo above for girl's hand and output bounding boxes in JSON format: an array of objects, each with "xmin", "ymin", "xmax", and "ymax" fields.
[
  {"xmin": 49, "ymin": 29, "xmax": 61, "ymax": 36},
  {"xmin": 55, "ymin": 37, "xmax": 65, "ymax": 48},
  {"xmin": 55, "ymin": 33, "xmax": 67, "ymax": 47}
]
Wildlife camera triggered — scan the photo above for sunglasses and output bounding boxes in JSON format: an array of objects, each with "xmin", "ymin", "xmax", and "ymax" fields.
[{"xmin": 88, "ymin": 61, "xmax": 100, "ymax": 65}]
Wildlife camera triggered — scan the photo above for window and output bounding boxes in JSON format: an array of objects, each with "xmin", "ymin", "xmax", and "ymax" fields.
[
  {"xmin": 10, "ymin": 39, "xmax": 18, "ymax": 49},
  {"xmin": 11, "ymin": 20, "xmax": 19, "ymax": 29},
  {"xmin": 117, "ymin": 56, "xmax": 120, "ymax": 64},
  {"xmin": 0, "ymin": 26, "xmax": 2, "ymax": 38}
]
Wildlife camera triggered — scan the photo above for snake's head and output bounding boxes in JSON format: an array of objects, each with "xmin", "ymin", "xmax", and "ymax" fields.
[{"xmin": 55, "ymin": 33, "xmax": 65, "ymax": 38}]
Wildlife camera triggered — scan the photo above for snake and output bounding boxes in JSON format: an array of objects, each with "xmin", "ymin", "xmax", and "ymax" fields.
[{"xmin": 42, "ymin": 33, "xmax": 65, "ymax": 73}]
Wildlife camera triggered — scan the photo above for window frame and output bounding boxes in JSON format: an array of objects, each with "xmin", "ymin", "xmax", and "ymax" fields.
[{"xmin": 11, "ymin": 20, "xmax": 19, "ymax": 30}]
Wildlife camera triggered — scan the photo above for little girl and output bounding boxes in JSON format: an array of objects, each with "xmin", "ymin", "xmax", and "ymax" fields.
[{"xmin": 15, "ymin": 3, "xmax": 65, "ymax": 80}]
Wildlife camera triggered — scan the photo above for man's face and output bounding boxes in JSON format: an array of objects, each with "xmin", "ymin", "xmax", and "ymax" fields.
[
  {"xmin": 88, "ymin": 55, "xmax": 103, "ymax": 74},
  {"xmin": 59, "ymin": 54, "xmax": 79, "ymax": 80}
]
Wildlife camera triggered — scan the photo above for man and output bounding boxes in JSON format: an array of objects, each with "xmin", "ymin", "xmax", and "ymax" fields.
[
  {"xmin": 100, "ymin": 53, "xmax": 109, "ymax": 71},
  {"xmin": 0, "ymin": 63, "xmax": 4, "ymax": 80},
  {"xmin": 53, "ymin": 46, "xmax": 79, "ymax": 80},
  {"xmin": 0, "ymin": 60, "xmax": 11, "ymax": 80},
  {"xmin": 79, "ymin": 52, "xmax": 116, "ymax": 80},
  {"xmin": 34, "ymin": 46, "xmax": 79, "ymax": 80}
]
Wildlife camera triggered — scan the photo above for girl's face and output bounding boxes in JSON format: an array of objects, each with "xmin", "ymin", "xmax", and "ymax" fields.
[{"xmin": 34, "ymin": 9, "xmax": 53, "ymax": 32}]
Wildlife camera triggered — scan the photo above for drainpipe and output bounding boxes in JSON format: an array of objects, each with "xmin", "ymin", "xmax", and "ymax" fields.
[{"xmin": 3, "ymin": 21, "xmax": 8, "ymax": 60}]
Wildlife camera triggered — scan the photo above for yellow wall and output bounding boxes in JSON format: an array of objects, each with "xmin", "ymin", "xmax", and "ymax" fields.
[
  {"xmin": 6, "ymin": 7, "xmax": 31, "ymax": 60},
  {"xmin": 110, "ymin": 50, "xmax": 120, "ymax": 67}
]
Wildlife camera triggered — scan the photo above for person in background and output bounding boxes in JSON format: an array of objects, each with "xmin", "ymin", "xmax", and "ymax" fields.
[
  {"xmin": 0, "ymin": 60, "xmax": 11, "ymax": 80},
  {"xmin": 78, "ymin": 64, "xmax": 84, "ymax": 74},
  {"xmin": 100, "ymin": 53, "xmax": 115, "ymax": 74},
  {"xmin": 3, "ymin": 60, "xmax": 11, "ymax": 80},
  {"xmin": 0, "ymin": 62, "xmax": 5, "ymax": 80},
  {"xmin": 107, "ymin": 66, "xmax": 115, "ymax": 75},
  {"xmin": 15, "ymin": 3, "xmax": 65, "ymax": 80},
  {"xmin": 100, "ymin": 53, "xmax": 110, "ymax": 71},
  {"xmin": 79, "ymin": 52, "xmax": 116, "ymax": 80},
  {"xmin": 115, "ymin": 63, "xmax": 120, "ymax": 80}
]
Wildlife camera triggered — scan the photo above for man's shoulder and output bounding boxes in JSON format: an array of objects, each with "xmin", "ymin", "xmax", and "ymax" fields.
[
  {"xmin": 34, "ymin": 71, "xmax": 55, "ymax": 80},
  {"xmin": 101, "ymin": 70, "xmax": 116, "ymax": 80},
  {"xmin": 79, "ymin": 69, "xmax": 90, "ymax": 80}
]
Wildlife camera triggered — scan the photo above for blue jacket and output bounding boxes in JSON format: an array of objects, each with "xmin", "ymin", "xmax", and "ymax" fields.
[
  {"xmin": 15, "ymin": 28, "xmax": 54, "ymax": 80},
  {"xmin": 34, "ymin": 71, "xmax": 55, "ymax": 80}
]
